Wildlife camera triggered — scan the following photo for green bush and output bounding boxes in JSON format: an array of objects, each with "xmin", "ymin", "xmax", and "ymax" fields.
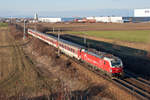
[{"xmin": 0, "ymin": 23, "xmax": 8, "ymax": 27}]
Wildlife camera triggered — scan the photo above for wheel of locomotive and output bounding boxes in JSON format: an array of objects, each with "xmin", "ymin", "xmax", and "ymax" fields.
[{"xmin": 119, "ymin": 72, "xmax": 125, "ymax": 79}]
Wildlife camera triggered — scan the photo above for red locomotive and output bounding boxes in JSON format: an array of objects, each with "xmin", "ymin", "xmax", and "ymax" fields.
[{"xmin": 28, "ymin": 29, "xmax": 123, "ymax": 77}]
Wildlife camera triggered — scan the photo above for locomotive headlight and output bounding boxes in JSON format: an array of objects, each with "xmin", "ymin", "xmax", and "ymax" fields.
[{"xmin": 110, "ymin": 69, "xmax": 112, "ymax": 72}]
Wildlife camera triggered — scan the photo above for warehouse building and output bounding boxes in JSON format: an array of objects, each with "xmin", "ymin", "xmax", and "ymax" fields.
[
  {"xmin": 86, "ymin": 16, "xmax": 123, "ymax": 23},
  {"xmin": 134, "ymin": 9, "xmax": 150, "ymax": 17},
  {"xmin": 38, "ymin": 18, "xmax": 61, "ymax": 23}
]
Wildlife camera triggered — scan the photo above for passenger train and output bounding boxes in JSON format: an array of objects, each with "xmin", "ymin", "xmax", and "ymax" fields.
[{"xmin": 28, "ymin": 29, "xmax": 124, "ymax": 78}]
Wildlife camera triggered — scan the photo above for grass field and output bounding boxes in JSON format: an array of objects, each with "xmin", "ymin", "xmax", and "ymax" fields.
[
  {"xmin": 0, "ymin": 23, "xmax": 8, "ymax": 27},
  {"xmin": 66, "ymin": 30, "xmax": 150, "ymax": 43}
]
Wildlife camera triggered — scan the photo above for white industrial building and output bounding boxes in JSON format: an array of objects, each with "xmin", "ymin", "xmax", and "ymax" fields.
[
  {"xmin": 134, "ymin": 9, "xmax": 150, "ymax": 17},
  {"xmin": 86, "ymin": 16, "xmax": 123, "ymax": 23},
  {"xmin": 110, "ymin": 17, "xmax": 123, "ymax": 23},
  {"xmin": 38, "ymin": 18, "xmax": 62, "ymax": 23}
]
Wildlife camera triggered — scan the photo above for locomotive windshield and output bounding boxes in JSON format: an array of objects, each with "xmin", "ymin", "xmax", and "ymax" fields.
[{"xmin": 111, "ymin": 60, "xmax": 122, "ymax": 68}]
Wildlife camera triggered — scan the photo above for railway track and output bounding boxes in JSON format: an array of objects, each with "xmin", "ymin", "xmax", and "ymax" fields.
[
  {"xmin": 125, "ymin": 70, "xmax": 150, "ymax": 86},
  {"xmin": 67, "ymin": 56, "xmax": 150, "ymax": 100},
  {"xmin": 113, "ymin": 78, "xmax": 150, "ymax": 100}
]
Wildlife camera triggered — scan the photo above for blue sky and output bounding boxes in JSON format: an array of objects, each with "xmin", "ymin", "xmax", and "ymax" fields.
[{"xmin": 0, "ymin": 0, "xmax": 150, "ymax": 17}]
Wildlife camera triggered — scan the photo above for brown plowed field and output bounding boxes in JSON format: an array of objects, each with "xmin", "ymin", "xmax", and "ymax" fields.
[{"xmin": 31, "ymin": 22, "xmax": 150, "ymax": 31}]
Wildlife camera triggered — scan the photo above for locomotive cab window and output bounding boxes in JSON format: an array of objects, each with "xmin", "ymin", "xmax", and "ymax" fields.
[{"xmin": 111, "ymin": 60, "xmax": 122, "ymax": 68}]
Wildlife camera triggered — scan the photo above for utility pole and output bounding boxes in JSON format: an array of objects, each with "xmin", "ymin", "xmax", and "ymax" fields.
[
  {"xmin": 53, "ymin": 27, "xmax": 55, "ymax": 33},
  {"xmin": 10, "ymin": 16, "xmax": 12, "ymax": 24},
  {"xmin": 35, "ymin": 22, "xmax": 37, "ymax": 31},
  {"xmin": 84, "ymin": 32, "xmax": 86, "ymax": 46},
  {"xmin": 58, "ymin": 29, "xmax": 60, "ymax": 56},
  {"xmin": 23, "ymin": 19, "xmax": 26, "ymax": 40}
]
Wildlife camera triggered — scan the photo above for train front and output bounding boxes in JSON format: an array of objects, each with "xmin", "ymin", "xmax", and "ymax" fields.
[{"xmin": 109, "ymin": 58, "xmax": 124, "ymax": 77}]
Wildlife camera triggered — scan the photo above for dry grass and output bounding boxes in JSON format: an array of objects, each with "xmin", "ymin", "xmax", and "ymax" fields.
[
  {"xmin": 8, "ymin": 24, "xmax": 23, "ymax": 40},
  {"xmin": 0, "ymin": 24, "xmax": 64, "ymax": 99}
]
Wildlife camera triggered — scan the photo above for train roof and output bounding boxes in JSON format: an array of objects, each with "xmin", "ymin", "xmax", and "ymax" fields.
[
  {"xmin": 45, "ymin": 33, "xmax": 84, "ymax": 49},
  {"xmin": 59, "ymin": 38, "xmax": 85, "ymax": 49},
  {"xmin": 85, "ymin": 48, "xmax": 118, "ymax": 60},
  {"xmin": 31, "ymin": 29, "xmax": 85, "ymax": 49}
]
